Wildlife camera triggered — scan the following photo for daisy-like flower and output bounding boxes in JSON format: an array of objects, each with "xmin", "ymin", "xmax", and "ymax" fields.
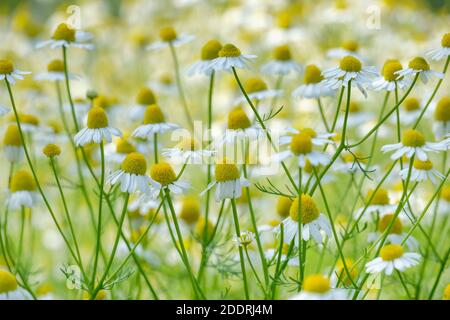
[
  {"xmin": 355, "ymin": 188, "xmax": 397, "ymax": 219},
  {"xmin": 35, "ymin": 59, "xmax": 78, "ymax": 82},
  {"xmin": 274, "ymin": 131, "xmax": 331, "ymax": 168},
  {"xmin": 233, "ymin": 231, "xmax": 255, "ymax": 247},
  {"xmin": 108, "ymin": 152, "xmax": 154, "ymax": 194},
  {"xmin": 443, "ymin": 283, "xmax": 450, "ymax": 300},
  {"xmin": 0, "ymin": 269, "xmax": 32, "ymax": 300},
  {"xmin": 327, "ymin": 40, "xmax": 361, "ymax": 59},
  {"xmin": 426, "ymin": 33, "xmax": 450, "ymax": 61},
  {"xmin": 162, "ymin": 137, "xmax": 214, "ymax": 164},
  {"xmin": 281, "ymin": 127, "xmax": 335, "ymax": 146},
  {"xmin": 0, "ymin": 59, "xmax": 31, "ymax": 85},
  {"xmin": 372, "ymin": 59, "xmax": 411, "ymax": 92},
  {"xmin": 235, "ymin": 77, "xmax": 282, "ymax": 103},
  {"xmin": 8, "ymin": 170, "xmax": 39, "ymax": 210},
  {"xmin": 281, "ymin": 194, "xmax": 331, "ymax": 244},
  {"xmin": 322, "ymin": 55, "xmax": 377, "ymax": 97},
  {"xmin": 399, "ymin": 159, "xmax": 444, "ymax": 184},
  {"xmin": 3, "ymin": 124, "xmax": 23, "ymax": 163},
  {"xmin": 132, "ymin": 104, "xmax": 179, "ymax": 139},
  {"xmin": 292, "ymin": 64, "xmax": 334, "ymax": 99},
  {"xmin": 129, "ymin": 87, "xmax": 157, "ymax": 122},
  {"xmin": 179, "ymin": 196, "xmax": 201, "ymax": 226},
  {"xmin": 433, "ymin": 96, "xmax": 450, "ymax": 139},
  {"xmin": 148, "ymin": 162, "xmax": 190, "ymax": 197},
  {"xmin": 221, "ymin": 107, "xmax": 262, "ymax": 144},
  {"xmin": 367, "ymin": 214, "xmax": 418, "ymax": 250},
  {"xmin": 74, "ymin": 107, "xmax": 122, "ymax": 147},
  {"xmin": 290, "ymin": 274, "xmax": 346, "ymax": 300},
  {"xmin": 146, "ymin": 26, "xmax": 195, "ymax": 51},
  {"xmin": 261, "ymin": 44, "xmax": 302, "ymax": 75},
  {"xmin": 106, "ymin": 137, "xmax": 137, "ymax": 164},
  {"xmin": 332, "ymin": 258, "xmax": 358, "ymax": 287},
  {"xmin": 366, "ymin": 244, "xmax": 421, "ymax": 275},
  {"xmin": 37, "ymin": 23, "xmax": 93, "ymax": 50},
  {"xmin": 395, "ymin": 56, "xmax": 444, "ymax": 84},
  {"xmin": 201, "ymin": 160, "xmax": 250, "ymax": 202},
  {"xmin": 188, "ymin": 39, "xmax": 222, "ymax": 76},
  {"xmin": 276, "ymin": 196, "xmax": 293, "ymax": 220},
  {"xmin": 211, "ymin": 43, "xmax": 257, "ymax": 72},
  {"xmin": 381, "ymin": 129, "xmax": 449, "ymax": 161},
  {"xmin": 439, "ymin": 186, "xmax": 450, "ymax": 216},
  {"xmin": 12, "ymin": 113, "xmax": 40, "ymax": 133}
]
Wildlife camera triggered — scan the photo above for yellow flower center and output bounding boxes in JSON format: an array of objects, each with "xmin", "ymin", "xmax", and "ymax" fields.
[
  {"xmin": 401, "ymin": 129, "xmax": 426, "ymax": 147},
  {"xmin": 0, "ymin": 59, "xmax": 14, "ymax": 74},
  {"xmin": 180, "ymin": 196, "xmax": 201, "ymax": 224},
  {"xmin": 47, "ymin": 59, "xmax": 64, "ymax": 72},
  {"xmin": 273, "ymin": 44, "xmax": 292, "ymax": 61},
  {"xmin": 121, "ymin": 152, "xmax": 147, "ymax": 175},
  {"xmin": 434, "ymin": 96, "xmax": 450, "ymax": 122},
  {"xmin": 380, "ymin": 244, "xmax": 404, "ymax": 261},
  {"xmin": 339, "ymin": 56, "xmax": 362, "ymax": 72},
  {"xmin": 150, "ymin": 162, "xmax": 176, "ymax": 186},
  {"xmin": 52, "ymin": 23, "xmax": 76, "ymax": 42},
  {"xmin": 276, "ymin": 196, "xmax": 293, "ymax": 218},
  {"xmin": 228, "ymin": 107, "xmax": 251, "ymax": 130},
  {"xmin": 218, "ymin": 43, "xmax": 241, "ymax": 58},
  {"xmin": 3, "ymin": 125, "xmax": 22, "ymax": 146},
  {"xmin": 408, "ymin": 57, "xmax": 430, "ymax": 71},
  {"xmin": 83, "ymin": 289, "xmax": 107, "ymax": 300},
  {"xmin": 215, "ymin": 162, "xmax": 240, "ymax": 182},
  {"xmin": 144, "ymin": 104, "xmax": 165, "ymax": 124},
  {"xmin": 289, "ymin": 194, "xmax": 320, "ymax": 224},
  {"xmin": 87, "ymin": 107, "xmax": 109, "ymax": 129},
  {"xmin": 382, "ymin": 60, "xmax": 403, "ymax": 81},
  {"xmin": 10, "ymin": 170, "xmax": 35, "ymax": 192},
  {"xmin": 342, "ymin": 40, "xmax": 359, "ymax": 52},
  {"xmin": 367, "ymin": 188, "xmax": 390, "ymax": 205},
  {"xmin": 194, "ymin": 218, "xmax": 214, "ymax": 241},
  {"xmin": 403, "ymin": 97, "xmax": 420, "ymax": 112},
  {"xmin": 303, "ymin": 274, "xmax": 330, "ymax": 293},
  {"xmin": 378, "ymin": 214, "xmax": 403, "ymax": 234},
  {"xmin": 0, "ymin": 269, "xmax": 18, "ymax": 294},
  {"xmin": 116, "ymin": 138, "xmax": 136, "ymax": 154},
  {"xmin": 276, "ymin": 11, "xmax": 292, "ymax": 29},
  {"xmin": 336, "ymin": 258, "xmax": 358, "ymax": 286},
  {"xmin": 303, "ymin": 64, "xmax": 324, "ymax": 84},
  {"xmin": 290, "ymin": 133, "xmax": 313, "ymax": 155},
  {"xmin": 21, "ymin": 114, "xmax": 39, "ymax": 126},
  {"xmin": 136, "ymin": 87, "xmax": 156, "ymax": 105},
  {"xmin": 441, "ymin": 186, "xmax": 450, "ymax": 202},
  {"xmin": 443, "ymin": 283, "xmax": 450, "ymax": 300},
  {"xmin": 413, "ymin": 159, "xmax": 433, "ymax": 171},
  {"xmin": 301, "ymin": 128, "xmax": 317, "ymax": 138},
  {"xmin": 347, "ymin": 101, "xmax": 360, "ymax": 113},
  {"xmin": 441, "ymin": 33, "xmax": 450, "ymax": 48},
  {"xmin": 159, "ymin": 26, "xmax": 177, "ymax": 42},
  {"xmin": 201, "ymin": 39, "xmax": 222, "ymax": 60},
  {"xmin": 43, "ymin": 143, "xmax": 61, "ymax": 158},
  {"xmin": 245, "ymin": 77, "xmax": 268, "ymax": 94}
]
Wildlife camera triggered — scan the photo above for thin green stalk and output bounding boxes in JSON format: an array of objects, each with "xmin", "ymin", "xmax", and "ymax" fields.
[
  {"xmin": 330, "ymin": 87, "xmax": 345, "ymax": 132},
  {"xmin": 317, "ymin": 98, "xmax": 330, "ymax": 132}
]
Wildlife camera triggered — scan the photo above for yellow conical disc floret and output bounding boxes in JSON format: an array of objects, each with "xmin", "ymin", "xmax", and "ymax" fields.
[
  {"xmin": 303, "ymin": 64, "xmax": 324, "ymax": 84},
  {"xmin": 201, "ymin": 40, "xmax": 222, "ymax": 60},
  {"xmin": 0, "ymin": 59, "xmax": 14, "ymax": 74},
  {"xmin": 144, "ymin": 104, "xmax": 165, "ymax": 124},
  {"xmin": 276, "ymin": 196, "xmax": 293, "ymax": 218},
  {"xmin": 367, "ymin": 188, "xmax": 390, "ymax": 205},
  {"xmin": 180, "ymin": 196, "xmax": 201, "ymax": 224},
  {"xmin": 403, "ymin": 97, "xmax": 420, "ymax": 111},
  {"xmin": 0, "ymin": 269, "xmax": 18, "ymax": 294},
  {"xmin": 434, "ymin": 96, "xmax": 450, "ymax": 122},
  {"xmin": 87, "ymin": 107, "xmax": 109, "ymax": 129},
  {"xmin": 441, "ymin": 186, "xmax": 450, "ymax": 202},
  {"xmin": 401, "ymin": 129, "xmax": 425, "ymax": 147},
  {"xmin": 3, "ymin": 125, "xmax": 22, "ymax": 146},
  {"xmin": 342, "ymin": 40, "xmax": 359, "ymax": 52},
  {"xmin": 289, "ymin": 194, "xmax": 320, "ymax": 224},
  {"xmin": 408, "ymin": 57, "xmax": 430, "ymax": 71},
  {"xmin": 150, "ymin": 162, "xmax": 176, "ymax": 186},
  {"xmin": 339, "ymin": 56, "xmax": 362, "ymax": 72},
  {"xmin": 382, "ymin": 59, "xmax": 403, "ymax": 81},
  {"xmin": 413, "ymin": 159, "xmax": 433, "ymax": 171},
  {"xmin": 300, "ymin": 128, "xmax": 317, "ymax": 138},
  {"xmin": 218, "ymin": 44, "xmax": 241, "ymax": 58},
  {"xmin": 116, "ymin": 138, "xmax": 136, "ymax": 154},
  {"xmin": 336, "ymin": 258, "xmax": 358, "ymax": 286},
  {"xmin": 442, "ymin": 33, "xmax": 450, "ymax": 48},
  {"xmin": 378, "ymin": 214, "xmax": 403, "ymax": 234},
  {"xmin": 228, "ymin": 107, "xmax": 251, "ymax": 130},
  {"xmin": 21, "ymin": 114, "xmax": 39, "ymax": 126},
  {"xmin": 443, "ymin": 283, "xmax": 450, "ymax": 300},
  {"xmin": 159, "ymin": 26, "xmax": 177, "ymax": 42},
  {"xmin": 245, "ymin": 77, "xmax": 268, "ymax": 94},
  {"xmin": 290, "ymin": 133, "xmax": 313, "ymax": 155},
  {"xmin": 136, "ymin": 87, "xmax": 156, "ymax": 105},
  {"xmin": 10, "ymin": 170, "xmax": 35, "ymax": 192},
  {"xmin": 43, "ymin": 143, "xmax": 61, "ymax": 158},
  {"xmin": 47, "ymin": 59, "xmax": 64, "ymax": 72},
  {"xmin": 52, "ymin": 23, "xmax": 75, "ymax": 42},
  {"xmin": 121, "ymin": 152, "xmax": 147, "ymax": 175},
  {"xmin": 215, "ymin": 161, "xmax": 240, "ymax": 182},
  {"xmin": 380, "ymin": 244, "xmax": 404, "ymax": 261},
  {"xmin": 273, "ymin": 44, "xmax": 292, "ymax": 61},
  {"xmin": 303, "ymin": 274, "xmax": 330, "ymax": 293}
]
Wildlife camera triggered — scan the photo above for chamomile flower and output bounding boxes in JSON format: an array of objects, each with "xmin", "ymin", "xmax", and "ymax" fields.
[
  {"xmin": 8, "ymin": 170, "xmax": 39, "ymax": 210},
  {"xmin": 281, "ymin": 194, "xmax": 331, "ymax": 244},
  {"xmin": 222, "ymin": 107, "xmax": 262, "ymax": 144},
  {"xmin": 0, "ymin": 269, "xmax": 32, "ymax": 300},
  {"xmin": 290, "ymin": 274, "xmax": 346, "ymax": 300},
  {"xmin": 106, "ymin": 137, "xmax": 137, "ymax": 164},
  {"xmin": 365, "ymin": 244, "xmax": 421, "ymax": 275},
  {"xmin": 13, "ymin": 113, "xmax": 40, "ymax": 133},
  {"xmin": 381, "ymin": 129, "xmax": 449, "ymax": 161},
  {"xmin": 132, "ymin": 104, "xmax": 179, "ymax": 139},
  {"xmin": 433, "ymin": 96, "xmax": 450, "ymax": 139},
  {"xmin": 276, "ymin": 196, "xmax": 293, "ymax": 219},
  {"xmin": 274, "ymin": 131, "xmax": 331, "ymax": 168},
  {"xmin": 261, "ymin": 44, "xmax": 302, "ymax": 75},
  {"xmin": 201, "ymin": 160, "xmax": 250, "ymax": 202},
  {"xmin": 355, "ymin": 188, "xmax": 397, "ymax": 220},
  {"xmin": 146, "ymin": 26, "xmax": 195, "ymax": 51},
  {"xmin": 322, "ymin": 55, "xmax": 378, "ymax": 97},
  {"xmin": 292, "ymin": 64, "xmax": 334, "ymax": 99},
  {"xmin": 211, "ymin": 43, "xmax": 257, "ymax": 72},
  {"xmin": 426, "ymin": 33, "xmax": 450, "ymax": 61},
  {"xmin": 148, "ymin": 162, "xmax": 190, "ymax": 197},
  {"xmin": 235, "ymin": 77, "xmax": 282, "ymax": 103},
  {"xmin": 372, "ymin": 59, "xmax": 411, "ymax": 92},
  {"xmin": 162, "ymin": 137, "xmax": 214, "ymax": 164},
  {"xmin": 0, "ymin": 59, "xmax": 31, "ymax": 85},
  {"xmin": 399, "ymin": 159, "xmax": 444, "ymax": 184},
  {"xmin": 3, "ymin": 124, "xmax": 23, "ymax": 163},
  {"xmin": 327, "ymin": 40, "xmax": 361, "ymax": 59},
  {"xmin": 188, "ymin": 39, "xmax": 222, "ymax": 76},
  {"xmin": 438, "ymin": 186, "xmax": 450, "ymax": 215},
  {"xmin": 233, "ymin": 231, "xmax": 255, "ymax": 247},
  {"xmin": 281, "ymin": 127, "xmax": 335, "ymax": 146},
  {"xmin": 35, "ymin": 59, "xmax": 78, "ymax": 82},
  {"xmin": 367, "ymin": 214, "xmax": 418, "ymax": 250},
  {"xmin": 37, "ymin": 23, "xmax": 93, "ymax": 49},
  {"xmin": 74, "ymin": 107, "xmax": 122, "ymax": 146},
  {"xmin": 129, "ymin": 87, "xmax": 157, "ymax": 122},
  {"xmin": 395, "ymin": 57, "xmax": 444, "ymax": 84},
  {"xmin": 108, "ymin": 152, "xmax": 153, "ymax": 194}
]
